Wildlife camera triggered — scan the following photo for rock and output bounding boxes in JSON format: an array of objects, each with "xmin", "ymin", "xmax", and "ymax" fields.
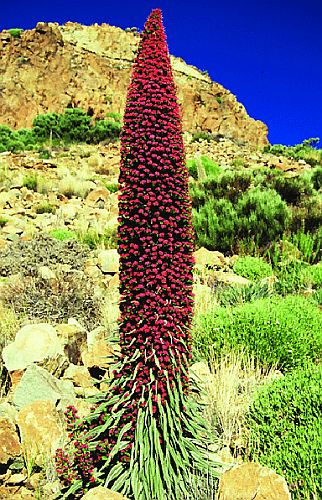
[
  {"xmin": 63, "ymin": 364, "xmax": 94, "ymax": 389},
  {"xmin": 82, "ymin": 335, "xmax": 116, "ymax": 370},
  {"xmin": 17, "ymin": 400, "xmax": 64, "ymax": 466},
  {"xmin": 12, "ymin": 364, "xmax": 75, "ymax": 410},
  {"xmin": 6, "ymin": 472, "xmax": 27, "ymax": 484},
  {"xmin": 56, "ymin": 323, "xmax": 87, "ymax": 365},
  {"xmin": 212, "ymin": 271, "xmax": 250, "ymax": 287},
  {"xmin": 218, "ymin": 462, "xmax": 291, "ymax": 500},
  {"xmin": 81, "ymin": 486, "xmax": 129, "ymax": 499},
  {"xmin": 2, "ymin": 323, "xmax": 65, "ymax": 372},
  {"xmin": 0, "ymin": 485, "xmax": 36, "ymax": 498},
  {"xmin": 85, "ymin": 188, "xmax": 110, "ymax": 207},
  {"xmin": 194, "ymin": 247, "xmax": 226, "ymax": 267},
  {"xmin": 97, "ymin": 249, "xmax": 119, "ymax": 273},
  {"xmin": 0, "ymin": 418, "xmax": 21, "ymax": 465},
  {"xmin": 37, "ymin": 265, "xmax": 56, "ymax": 280}
]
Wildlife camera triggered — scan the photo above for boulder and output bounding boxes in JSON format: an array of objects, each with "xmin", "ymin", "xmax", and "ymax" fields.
[
  {"xmin": 17, "ymin": 400, "xmax": 64, "ymax": 466},
  {"xmin": 85, "ymin": 188, "xmax": 110, "ymax": 207},
  {"xmin": 12, "ymin": 364, "xmax": 75, "ymax": 410},
  {"xmin": 97, "ymin": 249, "xmax": 119, "ymax": 273},
  {"xmin": 0, "ymin": 418, "xmax": 21, "ymax": 465},
  {"xmin": 218, "ymin": 462, "xmax": 291, "ymax": 500},
  {"xmin": 194, "ymin": 247, "xmax": 226, "ymax": 267},
  {"xmin": 81, "ymin": 486, "xmax": 129, "ymax": 499},
  {"xmin": 212, "ymin": 272, "xmax": 250, "ymax": 287},
  {"xmin": 63, "ymin": 364, "xmax": 94, "ymax": 389},
  {"xmin": 2, "ymin": 323, "xmax": 66, "ymax": 372}
]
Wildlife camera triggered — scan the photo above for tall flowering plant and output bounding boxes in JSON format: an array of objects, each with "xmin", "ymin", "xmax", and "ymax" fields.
[{"xmin": 55, "ymin": 9, "xmax": 217, "ymax": 499}]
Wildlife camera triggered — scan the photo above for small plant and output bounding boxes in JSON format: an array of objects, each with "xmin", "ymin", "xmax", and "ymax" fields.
[
  {"xmin": 50, "ymin": 228, "xmax": 77, "ymax": 241},
  {"xmin": 104, "ymin": 181, "xmax": 119, "ymax": 193},
  {"xmin": 22, "ymin": 173, "xmax": 38, "ymax": 191},
  {"xmin": 216, "ymin": 96, "xmax": 222, "ymax": 104},
  {"xmin": 233, "ymin": 256, "xmax": 273, "ymax": 281},
  {"xmin": 8, "ymin": 28, "xmax": 24, "ymax": 38},
  {"xmin": 35, "ymin": 203, "xmax": 56, "ymax": 214},
  {"xmin": 212, "ymin": 280, "xmax": 273, "ymax": 308},
  {"xmin": 312, "ymin": 165, "xmax": 322, "ymax": 190},
  {"xmin": 0, "ymin": 217, "xmax": 8, "ymax": 227},
  {"xmin": 191, "ymin": 131, "xmax": 214, "ymax": 143},
  {"xmin": 246, "ymin": 363, "xmax": 322, "ymax": 499}
]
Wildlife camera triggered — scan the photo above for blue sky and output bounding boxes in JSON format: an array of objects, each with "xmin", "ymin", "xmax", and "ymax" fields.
[{"xmin": 1, "ymin": 0, "xmax": 322, "ymax": 146}]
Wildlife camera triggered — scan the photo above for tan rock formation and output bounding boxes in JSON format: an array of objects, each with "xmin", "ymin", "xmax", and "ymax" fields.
[
  {"xmin": 218, "ymin": 462, "xmax": 291, "ymax": 500},
  {"xmin": 0, "ymin": 22, "xmax": 268, "ymax": 146}
]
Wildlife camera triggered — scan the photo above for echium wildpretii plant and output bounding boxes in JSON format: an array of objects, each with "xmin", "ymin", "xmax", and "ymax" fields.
[{"xmin": 55, "ymin": 8, "xmax": 218, "ymax": 499}]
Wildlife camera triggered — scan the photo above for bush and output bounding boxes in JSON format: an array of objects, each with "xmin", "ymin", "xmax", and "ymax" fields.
[
  {"xmin": 187, "ymin": 156, "xmax": 221, "ymax": 180},
  {"xmin": 233, "ymin": 256, "xmax": 273, "ymax": 281},
  {"xmin": 270, "ymin": 173, "xmax": 313, "ymax": 205},
  {"xmin": 4, "ymin": 272, "xmax": 100, "ymax": 330},
  {"xmin": 58, "ymin": 108, "xmax": 91, "ymax": 142},
  {"xmin": 247, "ymin": 363, "xmax": 322, "ymax": 499},
  {"xmin": 32, "ymin": 112, "xmax": 61, "ymax": 140},
  {"xmin": 90, "ymin": 119, "xmax": 121, "ymax": 143},
  {"xmin": 193, "ymin": 198, "xmax": 238, "ymax": 252},
  {"xmin": 50, "ymin": 228, "xmax": 77, "ymax": 241},
  {"xmin": 0, "ymin": 234, "xmax": 88, "ymax": 277},
  {"xmin": 236, "ymin": 187, "xmax": 291, "ymax": 247},
  {"xmin": 8, "ymin": 28, "xmax": 23, "ymax": 38},
  {"xmin": 291, "ymin": 195, "xmax": 322, "ymax": 233},
  {"xmin": 35, "ymin": 203, "xmax": 56, "ymax": 214},
  {"xmin": 312, "ymin": 166, "xmax": 322, "ymax": 190},
  {"xmin": 191, "ymin": 131, "xmax": 214, "ymax": 143},
  {"xmin": 203, "ymin": 170, "xmax": 252, "ymax": 204},
  {"xmin": 212, "ymin": 280, "xmax": 272, "ymax": 307},
  {"xmin": 274, "ymin": 259, "xmax": 309, "ymax": 295},
  {"xmin": 22, "ymin": 173, "xmax": 38, "ymax": 191},
  {"xmin": 302, "ymin": 263, "xmax": 322, "ymax": 289},
  {"xmin": 194, "ymin": 295, "xmax": 322, "ymax": 371}
]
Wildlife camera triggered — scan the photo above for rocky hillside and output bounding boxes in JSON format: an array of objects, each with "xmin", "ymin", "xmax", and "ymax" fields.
[{"xmin": 0, "ymin": 22, "xmax": 268, "ymax": 146}]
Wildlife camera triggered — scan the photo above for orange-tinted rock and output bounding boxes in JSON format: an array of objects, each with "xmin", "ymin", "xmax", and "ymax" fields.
[
  {"xmin": 218, "ymin": 462, "xmax": 291, "ymax": 500},
  {"xmin": 0, "ymin": 23, "xmax": 268, "ymax": 147},
  {"xmin": 0, "ymin": 418, "xmax": 21, "ymax": 465}
]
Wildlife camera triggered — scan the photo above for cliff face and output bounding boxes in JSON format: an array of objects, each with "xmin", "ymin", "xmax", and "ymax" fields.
[{"xmin": 0, "ymin": 22, "xmax": 268, "ymax": 146}]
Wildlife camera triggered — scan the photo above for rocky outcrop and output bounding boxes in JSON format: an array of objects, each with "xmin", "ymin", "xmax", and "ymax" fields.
[
  {"xmin": 218, "ymin": 462, "xmax": 291, "ymax": 500},
  {"xmin": 0, "ymin": 22, "xmax": 268, "ymax": 146}
]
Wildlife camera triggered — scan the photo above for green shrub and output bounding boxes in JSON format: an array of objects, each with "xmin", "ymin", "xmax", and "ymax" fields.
[
  {"xmin": 270, "ymin": 174, "xmax": 313, "ymax": 205},
  {"xmin": 247, "ymin": 363, "xmax": 322, "ymax": 499},
  {"xmin": 291, "ymin": 195, "xmax": 322, "ymax": 233},
  {"xmin": 312, "ymin": 166, "xmax": 322, "ymax": 190},
  {"xmin": 89, "ymin": 119, "xmax": 121, "ymax": 143},
  {"xmin": 203, "ymin": 170, "xmax": 252, "ymax": 203},
  {"xmin": 58, "ymin": 108, "xmax": 91, "ymax": 143},
  {"xmin": 32, "ymin": 112, "xmax": 61, "ymax": 140},
  {"xmin": 35, "ymin": 203, "xmax": 56, "ymax": 214},
  {"xmin": 0, "ymin": 125, "xmax": 13, "ymax": 151},
  {"xmin": 191, "ymin": 131, "xmax": 214, "ymax": 143},
  {"xmin": 187, "ymin": 156, "xmax": 221, "ymax": 180},
  {"xmin": 302, "ymin": 263, "xmax": 322, "ymax": 289},
  {"xmin": 194, "ymin": 295, "xmax": 322, "ymax": 371},
  {"xmin": 233, "ymin": 256, "xmax": 273, "ymax": 281},
  {"xmin": 290, "ymin": 230, "xmax": 322, "ymax": 264},
  {"xmin": 213, "ymin": 280, "xmax": 272, "ymax": 307},
  {"xmin": 104, "ymin": 181, "xmax": 119, "ymax": 193},
  {"xmin": 0, "ymin": 218, "xmax": 8, "ymax": 228},
  {"xmin": 236, "ymin": 187, "xmax": 291, "ymax": 246},
  {"xmin": 22, "ymin": 174, "xmax": 38, "ymax": 191},
  {"xmin": 50, "ymin": 228, "xmax": 77, "ymax": 241},
  {"xmin": 8, "ymin": 28, "xmax": 23, "ymax": 38},
  {"xmin": 13, "ymin": 128, "xmax": 37, "ymax": 149},
  {"xmin": 193, "ymin": 198, "xmax": 238, "ymax": 252},
  {"xmin": 274, "ymin": 259, "xmax": 308, "ymax": 295}
]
